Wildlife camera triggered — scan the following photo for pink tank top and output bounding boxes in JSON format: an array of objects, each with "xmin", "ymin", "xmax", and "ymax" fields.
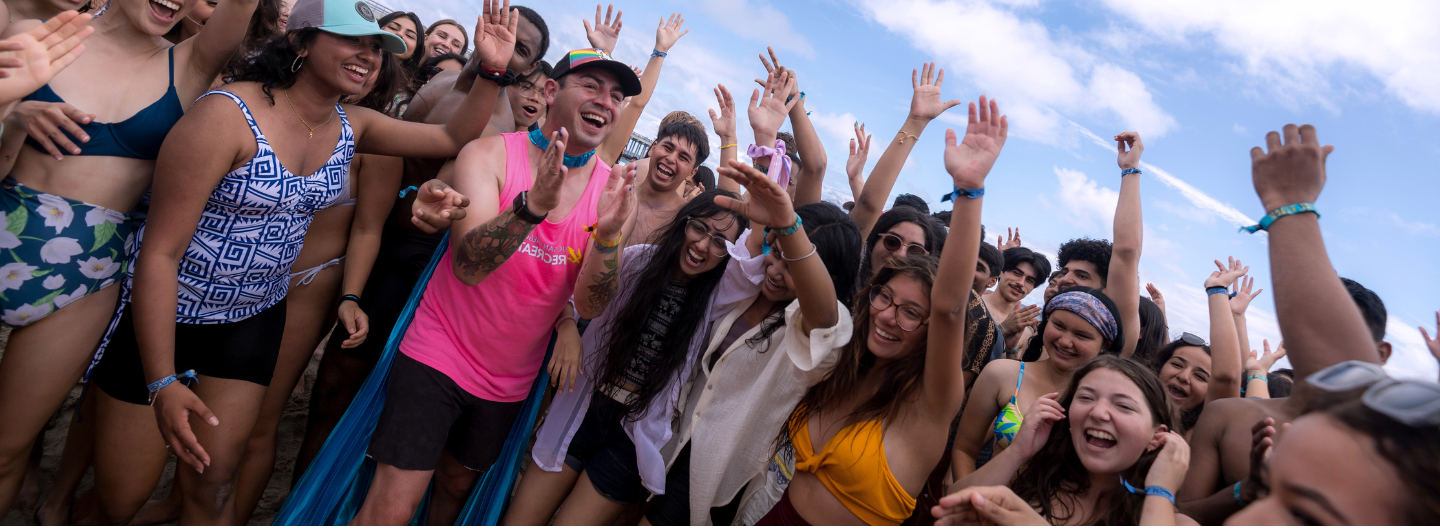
[{"xmin": 400, "ymin": 132, "xmax": 609, "ymax": 401}]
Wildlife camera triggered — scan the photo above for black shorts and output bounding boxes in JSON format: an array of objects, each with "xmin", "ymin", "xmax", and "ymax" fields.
[
  {"xmin": 368, "ymin": 353, "xmax": 524, "ymax": 472},
  {"xmin": 91, "ymin": 299, "xmax": 288, "ymax": 405},
  {"xmin": 330, "ymin": 229, "xmax": 441, "ymax": 363},
  {"xmin": 646, "ymin": 443, "xmax": 742, "ymax": 525},
  {"xmin": 563, "ymin": 392, "xmax": 648, "ymax": 505}
]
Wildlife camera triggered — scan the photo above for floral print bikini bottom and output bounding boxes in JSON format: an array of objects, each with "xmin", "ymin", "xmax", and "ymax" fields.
[{"xmin": 0, "ymin": 176, "xmax": 133, "ymax": 326}]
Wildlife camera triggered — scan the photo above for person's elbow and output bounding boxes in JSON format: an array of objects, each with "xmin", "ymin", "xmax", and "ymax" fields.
[
  {"xmin": 576, "ymin": 304, "xmax": 601, "ymax": 321},
  {"xmin": 451, "ymin": 262, "xmax": 483, "ymax": 287},
  {"xmin": 1112, "ymin": 240, "xmax": 1141, "ymax": 263}
]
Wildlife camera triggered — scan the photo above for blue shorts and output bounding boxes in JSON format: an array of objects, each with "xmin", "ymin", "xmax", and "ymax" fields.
[
  {"xmin": 0, "ymin": 176, "xmax": 132, "ymax": 326},
  {"xmin": 564, "ymin": 392, "xmax": 647, "ymax": 505}
]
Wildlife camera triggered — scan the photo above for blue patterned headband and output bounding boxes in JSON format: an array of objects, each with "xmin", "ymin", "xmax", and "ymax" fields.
[{"xmin": 1046, "ymin": 291, "xmax": 1119, "ymax": 342}]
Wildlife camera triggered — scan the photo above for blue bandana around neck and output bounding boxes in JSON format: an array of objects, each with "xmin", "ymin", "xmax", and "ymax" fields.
[{"xmin": 529, "ymin": 128, "xmax": 596, "ymax": 168}]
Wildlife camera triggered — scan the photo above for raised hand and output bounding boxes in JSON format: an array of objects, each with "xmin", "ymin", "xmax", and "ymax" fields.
[
  {"xmin": 942, "ymin": 94, "xmax": 1007, "ymax": 190},
  {"xmin": 753, "ymin": 46, "xmax": 799, "ymax": 100},
  {"xmin": 1144, "ymin": 430, "xmax": 1190, "ymax": 492},
  {"xmin": 473, "ymin": 0, "xmax": 518, "ymax": 71},
  {"xmin": 153, "ymin": 384, "xmax": 219, "ymax": 474},
  {"xmin": 1228, "ymin": 272, "xmax": 1263, "ymax": 316},
  {"xmin": 708, "ymin": 83, "xmax": 736, "ymax": 143},
  {"xmin": 909, "ymin": 62, "xmax": 961, "ymax": 121},
  {"xmin": 1001, "ymin": 304, "xmax": 1041, "ymax": 334},
  {"xmin": 0, "ymin": 12, "xmax": 94, "ymax": 105},
  {"xmin": 932, "ymin": 485, "xmax": 1048, "ymax": 526},
  {"xmin": 411, "ymin": 179, "xmax": 470, "ymax": 233},
  {"xmin": 1012, "ymin": 392, "xmax": 1063, "ymax": 461},
  {"xmin": 1205, "ymin": 256, "xmax": 1249, "ymax": 289},
  {"xmin": 998, "ymin": 227, "xmax": 1021, "ymax": 250},
  {"xmin": 653, "ymin": 12, "xmax": 687, "ymax": 53},
  {"xmin": 1246, "ymin": 339, "xmax": 1287, "ymax": 374},
  {"xmin": 593, "ymin": 162, "xmax": 636, "ymax": 239},
  {"xmin": 714, "ymin": 159, "xmax": 796, "ymax": 228},
  {"xmin": 8, "ymin": 101, "xmax": 94, "ymax": 160},
  {"xmin": 1422, "ymin": 311, "xmax": 1440, "ymax": 367},
  {"xmin": 747, "ymin": 70, "xmax": 798, "ymax": 142},
  {"xmin": 1251, "ymin": 124, "xmax": 1333, "ymax": 212},
  {"xmin": 528, "ymin": 127, "xmax": 568, "ymax": 214},
  {"xmin": 336, "ymin": 301, "xmax": 370, "ymax": 348},
  {"xmin": 1116, "ymin": 131, "xmax": 1143, "ymax": 170},
  {"xmin": 583, "ymin": 3, "xmax": 623, "ymax": 53},
  {"xmin": 1145, "ymin": 283, "xmax": 1167, "ymax": 317},
  {"xmin": 846, "ymin": 121, "xmax": 871, "ymax": 182}
]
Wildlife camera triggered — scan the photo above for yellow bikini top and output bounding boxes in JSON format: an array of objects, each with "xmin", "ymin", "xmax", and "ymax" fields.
[{"xmin": 790, "ymin": 411, "xmax": 917, "ymax": 525}]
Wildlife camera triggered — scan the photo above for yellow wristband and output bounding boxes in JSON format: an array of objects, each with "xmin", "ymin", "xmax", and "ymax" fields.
[
  {"xmin": 586, "ymin": 224, "xmax": 621, "ymax": 248},
  {"xmin": 719, "ymin": 143, "xmax": 737, "ymax": 149}
]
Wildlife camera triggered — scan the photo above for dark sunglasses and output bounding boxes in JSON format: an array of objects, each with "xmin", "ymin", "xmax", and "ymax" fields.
[{"xmin": 1179, "ymin": 332, "xmax": 1206, "ymax": 346}]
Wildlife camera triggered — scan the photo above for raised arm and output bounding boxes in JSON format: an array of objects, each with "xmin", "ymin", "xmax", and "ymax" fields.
[
  {"xmin": 597, "ymin": 12, "xmax": 687, "ymax": 164},
  {"xmin": 925, "ymin": 95, "xmax": 1006, "ymax": 420},
  {"xmin": 573, "ymin": 163, "xmax": 637, "ymax": 319},
  {"xmin": 1228, "ymin": 266, "xmax": 1261, "ymax": 360},
  {"xmin": 1243, "ymin": 340, "xmax": 1286, "ymax": 399},
  {"xmin": 846, "ymin": 122, "xmax": 871, "ymax": 201},
  {"xmin": 1250, "ymin": 124, "xmax": 1379, "ymax": 377},
  {"xmin": 753, "ymin": 47, "xmax": 827, "ymax": 206},
  {"xmin": 708, "ymin": 83, "xmax": 739, "ymax": 192},
  {"xmin": 1109, "ymin": 132, "xmax": 1143, "ymax": 358},
  {"xmin": 354, "ymin": 0, "xmax": 516, "ymax": 158},
  {"xmin": 179, "ymin": 0, "xmax": 258, "ymax": 89},
  {"xmin": 745, "ymin": 70, "xmax": 798, "ymax": 180},
  {"xmin": 1204, "ymin": 259, "xmax": 1248, "ymax": 402},
  {"xmin": 715, "ymin": 159, "xmax": 838, "ymax": 335},
  {"xmin": 851, "ymin": 63, "xmax": 959, "ymax": 239}
]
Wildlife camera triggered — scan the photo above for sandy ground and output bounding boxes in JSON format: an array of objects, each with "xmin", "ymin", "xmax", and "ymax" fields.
[{"xmin": 1, "ymin": 329, "xmax": 323, "ymax": 526}]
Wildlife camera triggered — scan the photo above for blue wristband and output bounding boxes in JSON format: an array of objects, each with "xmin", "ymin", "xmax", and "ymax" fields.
[
  {"xmin": 146, "ymin": 369, "xmax": 199, "ymax": 394},
  {"xmin": 1205, "ymin": 286, "xmax": 1229, "ymax": 297},
  {"xmin": 1121, "ymin": 167, "xmax": 1142, "ymax": 176},
  {"xmin": 1233, "ymin": 482, "xmax": 1248, "ymax": 507},
  {"xmin": 1241, "ymin": 202, "xmax": 1318, "ymax": 234},
  {"xmin": 651, "ymin": 49, "xmax": 667, "ymax": 59},
  {"xmin": 941, "ymin": 186, "xmax": 984, "ymax": 202},
  {"xmin": 1246, "ymin": 373, "xmax": 1269, "ymax": 385},
  {"xmin": 398, "ymin": 185, "xmax": 418, "ymax": 198},
  {"xmin": 773, "ymin": 216, "xmax": 803, "ymax": 236},
  {"xmin": 1122, "ymin": 477, "xmax": 1175, "ymax": 504}
]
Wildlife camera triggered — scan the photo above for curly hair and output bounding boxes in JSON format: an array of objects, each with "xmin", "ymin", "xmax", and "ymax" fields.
[
  {"xmin": 1010, "ymin": 356, "xmax": 1181, "ymax": 525},
  {"xmin": 1057, "ymin": 238, "xmax": 1113, "ymax": 288}
]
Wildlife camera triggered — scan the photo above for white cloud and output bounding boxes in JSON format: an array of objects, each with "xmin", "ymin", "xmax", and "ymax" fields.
[
  {"xmin": 854, "ymin": 0, "xmax": 1177, "ymax": 146},
  {"xmin": 1098, "ymin": 0, "xmax": 1440, "ymax": 113},
  {"xmin": 1052, "ymin": 166, "xmax": 1118, "ymax": 231},
  {"xmin": 1232, "ymin": 123, "xmax": 1247, "ymax": 135},
  {"xmin": 807, "ymin": 110, "xmax": 861, "ymax": 149},
  {"xmin": 695, "ymin": 0, "xmax": 816, "ymax": 58}
]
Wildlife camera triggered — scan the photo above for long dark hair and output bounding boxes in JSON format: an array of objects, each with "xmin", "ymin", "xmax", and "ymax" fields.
[
  {"xmin": 230, "ymin": 28, "xmax": 321, "ymax": 103},
  {"xmin": 1021, "ymin": 286, "xmax": 1124, "ymax": 362},
  {"xmin": 1149, "ymin": 339, "xmax": 1211, "ymax": 430},
  {"xmin": 220, "ymin": 0, "xmax": 284, "ymax": 80},
  {"xmin": 745, "ymin": 202, "xmax": 862, "ymax": 352},
  {"xmin": 344, "ymin": 49, "xmax": 405, "ymax": 114},
  {"xmin": 1010, "ymin": 356, "xmax": 1180, "ymax": 525},
  {"xmin": 1133, "ymin": 296, "xmax": 1168, "ymax": 366},
  {"xmin": 783, "ymin": 254, "xmax": 938, "ymax": 445},
  {"xmin": 377, "ymin": 11, "xmax": 425, "ymax": 77},
  {"xmin": 857, "ymin": 206, "xmax": 944, "ymax": 292},
  {"xmin": 590, "ymin": 190, "xmax": 748, "ymax": 421}
]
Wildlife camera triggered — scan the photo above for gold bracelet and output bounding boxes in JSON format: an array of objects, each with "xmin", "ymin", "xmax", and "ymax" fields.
[
  {"xmin": 896, "ymin": 130, "xmax": 919, "ymax": 144},
  {"xmin": 719, "ymin": 143, "xmax": 737, "ymax": 149}
]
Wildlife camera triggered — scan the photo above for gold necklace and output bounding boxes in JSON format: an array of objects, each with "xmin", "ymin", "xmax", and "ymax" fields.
[{"xmin": 282, "ymin": 89, "xmax": 334, "ymax": 139}]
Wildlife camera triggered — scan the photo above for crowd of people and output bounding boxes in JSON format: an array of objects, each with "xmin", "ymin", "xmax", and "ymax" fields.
[{"xmin": 0, "ymin": 0, "xmax": 1435, "ymax": 526}]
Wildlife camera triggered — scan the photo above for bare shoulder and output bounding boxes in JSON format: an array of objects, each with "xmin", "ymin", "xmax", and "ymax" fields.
[
  {"xmin": 982, "ymin": 358, "xmax": 1023, "ymax": 382},
  {"xmin": 453, "ymin": 135, "xmax": 508, "ymax": 186}
]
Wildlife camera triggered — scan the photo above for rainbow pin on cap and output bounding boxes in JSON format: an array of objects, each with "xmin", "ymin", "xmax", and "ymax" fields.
[{"xmin": 549, "ymin": 48, "xmax": 642, "ymax": 97}]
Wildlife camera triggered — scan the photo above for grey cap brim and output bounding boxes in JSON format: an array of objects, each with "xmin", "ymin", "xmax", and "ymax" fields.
[{"xmin": 322, "ymin": 24, "xmax": 408, "ymax": 54}]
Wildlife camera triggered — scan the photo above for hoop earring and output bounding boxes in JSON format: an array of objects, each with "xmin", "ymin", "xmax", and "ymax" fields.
[{"xmin": 290, "ymin": 56, "xmax": 304, "ymax": 73}]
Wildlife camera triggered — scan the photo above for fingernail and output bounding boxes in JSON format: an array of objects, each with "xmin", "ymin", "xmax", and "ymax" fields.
[{"xmin": 208, "ymin": 417, "xmax": 219, "ymax": 426}]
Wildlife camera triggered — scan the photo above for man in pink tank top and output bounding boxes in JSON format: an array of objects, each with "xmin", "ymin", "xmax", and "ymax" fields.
[{"xmin": 352, "ymin": 49, "xmax": 642, "ymax": 525}]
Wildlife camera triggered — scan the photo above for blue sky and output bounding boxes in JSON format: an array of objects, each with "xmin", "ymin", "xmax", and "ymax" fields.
[{"xmin": 399, "ymin": 0, "xmax": 1440, "ymax": 379}]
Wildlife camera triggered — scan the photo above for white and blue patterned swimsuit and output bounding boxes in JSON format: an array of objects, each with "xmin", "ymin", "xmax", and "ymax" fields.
[{"xmin": 164, "ymin": 89, "xmax": 352, "ymax": 323}]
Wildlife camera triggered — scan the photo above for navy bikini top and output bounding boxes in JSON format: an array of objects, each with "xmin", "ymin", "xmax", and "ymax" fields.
[{"xmin": 21, "ymin": 47, "xmax": 184, "ymax": 160}]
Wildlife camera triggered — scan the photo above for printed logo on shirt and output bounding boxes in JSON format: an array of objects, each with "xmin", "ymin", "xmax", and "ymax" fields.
[
  {"xmin": 566, "ymin": 246, "xmax": 583, "ymax": 264},
  {"xmin": 517, "ymin": 235, "xmax": 574, "ymax": 266}
]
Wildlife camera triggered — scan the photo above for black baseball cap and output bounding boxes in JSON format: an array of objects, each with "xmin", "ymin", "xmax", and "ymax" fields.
[{"xmin": 550, "ymin": 48, "xmax": 641, "ymax": 97}]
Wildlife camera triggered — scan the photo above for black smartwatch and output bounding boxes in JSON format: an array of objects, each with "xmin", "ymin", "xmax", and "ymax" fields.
[{"xmin": 513, "ymin": 191, "xmax": 547, "ymax": 224}]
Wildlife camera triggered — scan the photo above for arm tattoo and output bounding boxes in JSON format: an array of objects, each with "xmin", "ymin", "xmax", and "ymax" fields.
[
  {"xmin": 454, "ymin": 206, "xmax": 538, "ymax": 279},
  {"xmin": 584, "ymin": 243, "xmax": 621, "ymax": 314}
]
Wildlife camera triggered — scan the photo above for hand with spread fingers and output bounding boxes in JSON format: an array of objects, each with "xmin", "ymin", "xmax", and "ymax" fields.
[
  {"xmin": 411, "ymin": 179, "xmax": 470, "ymax": 233},
  {"xmin": 1245, "ymin": 339, "xmax": 1287, "ymax": 375},
  {"xmin": 998, "ymin": 227, "xmax": 1022, "ymax": 250},
  {"xmin": 528, "ymin": 127, "xmax": 569, "ymax": 215},
  {"xmin": 0, "ymin": 12, "xmax": 95, "ymax": 104},
  {"xmin": 942, "ymin": 94, "xmax": 1008, "ymax": 190},
  {"xmin": 473, "ymin": 0, "xmax": 518, "ymax": 72},
  {"xmin": 909, "ymin": 62, "xmax": 961, "ymax": 122},
  {"xmin": 747, "ymin": 70, "xmax": 798, "ymax": 145},
  {"xmin": 933, "ymin": 485, "xmax": 1049, "ymax": 526},
  {"xmin": 714, "ymin": 159, "xmax": 796, "ymax": 229},
  {"xmin": 583, "ymin": 3, "xmax": 623, "ymax": 53},
  {"xmin": 753, "ymin": 46, "xmax": 799, "ymax": 101},
  {"xmin": 708, "ymin": 84, "xmax": 736, "ymax": 144},
  {"xmin": 653, "ymin": 12, "xmax": 687, "ymax": 54},
  {"xmin": 1001, "ymin": 304, "xmax": 1041, "ymax": 334},
  {"xmin": 1205, "ymin": 256, "xmax": 1249, "ymax": 290},
  {"xmin": 1251, "ymin": 124, "xmax": 1333, "ymax": 212},
  {"xmin": 593, "ymin": 162, "xmax": 637, "ymax": 241}
]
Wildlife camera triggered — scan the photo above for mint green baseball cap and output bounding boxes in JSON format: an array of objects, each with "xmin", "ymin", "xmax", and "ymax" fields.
[{"xmin": 287, "ymin": 0, "xmax": 408, "ymax": 54}]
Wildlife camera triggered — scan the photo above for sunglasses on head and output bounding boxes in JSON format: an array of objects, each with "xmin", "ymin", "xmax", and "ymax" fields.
[
  {"xmin": 879, "ymin": 233, "xmax": 928, "ymax": 257},
  {"xmin": 1307, "ymin": 361, "xmax": 1440, "ymax": 427},
  {"xmin": 1180, "ymin": 332, "xmax": 1206, "ymax": 346}
]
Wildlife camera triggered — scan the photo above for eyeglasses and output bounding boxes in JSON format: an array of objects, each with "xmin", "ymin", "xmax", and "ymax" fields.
[
  {"xmin": 878, "ymin": 233, "xmax": 928, "ymax": 257},
  {"xmin": 514, "ymin": 80, "xmax": 540, "ymax": 96},
  {"xmin": 684, "ymin": 217, "xmax": 732, "ymax": 257},
  {"xmin": 1179, "ymin": 332, "xmax": 1206, "ymax": 346},
  {"xmin": 869, "ymin": 285, "xmax": 929, "ymax": 332},
  {"xmin": 1306, "ymin": 361, "xmax": 1440, "ymax": 427}
]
